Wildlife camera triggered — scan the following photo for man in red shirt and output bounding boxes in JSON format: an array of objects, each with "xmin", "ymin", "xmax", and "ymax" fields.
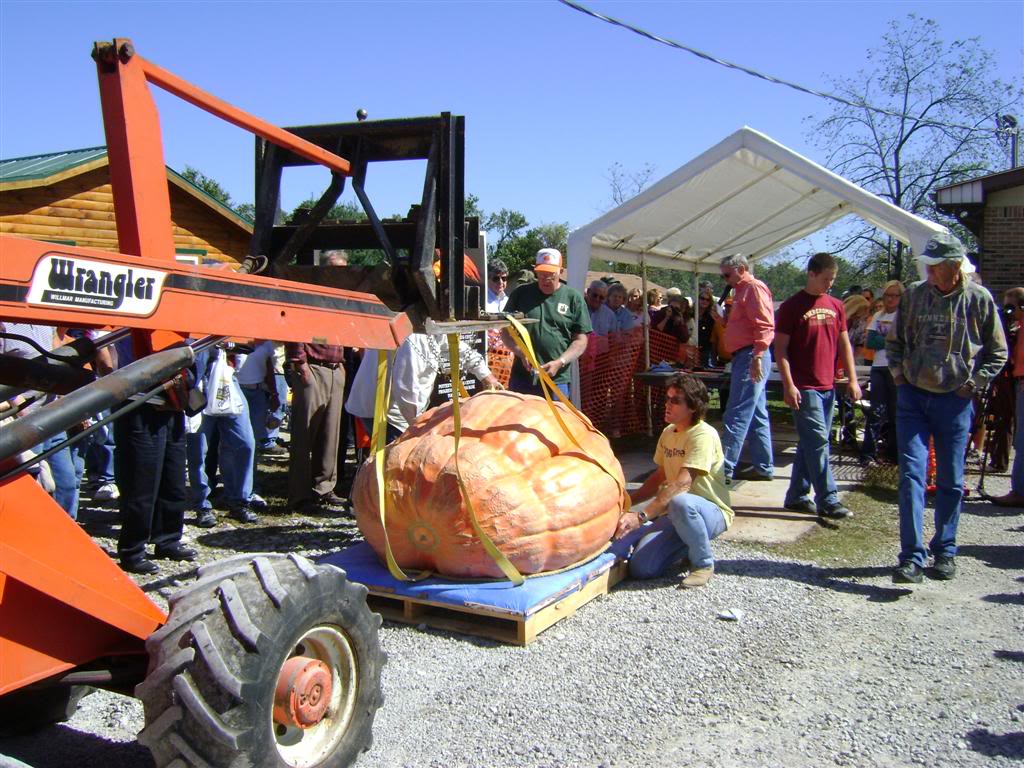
[
  {"xmin": 719, "ymin": 254, "xmax": 776, "ymax": 482},
  {"xmin": 775, "ymin": 252, "xmax": 862, "ymax": 519}
]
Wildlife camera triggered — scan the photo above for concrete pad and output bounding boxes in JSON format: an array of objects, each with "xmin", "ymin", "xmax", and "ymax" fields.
[{"xmin": 614, "ymin": 422, "xmax": 859, "ymax": 545}]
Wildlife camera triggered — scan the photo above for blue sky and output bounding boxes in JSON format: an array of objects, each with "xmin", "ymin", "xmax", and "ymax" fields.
[{"xmin": 1, "ymin": 0, "xmax": 1021, "ymax": 245}]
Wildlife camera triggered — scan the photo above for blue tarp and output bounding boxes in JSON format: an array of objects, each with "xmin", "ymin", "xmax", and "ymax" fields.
[{"xmin": 319, "ymin": 541, "xmax": 631, "ymax": 618}]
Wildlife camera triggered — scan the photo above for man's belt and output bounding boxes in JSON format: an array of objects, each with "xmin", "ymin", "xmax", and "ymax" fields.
[{"xmin": 308, "ymin": 360, "xmax": 342, "ymax": 369}]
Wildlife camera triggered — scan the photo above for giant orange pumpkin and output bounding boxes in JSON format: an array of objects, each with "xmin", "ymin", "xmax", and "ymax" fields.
[{"xmin": 352, "ymin": 391, "xmax": 626, "ymax": 579}]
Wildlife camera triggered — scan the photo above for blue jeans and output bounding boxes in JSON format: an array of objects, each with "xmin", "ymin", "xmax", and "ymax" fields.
[
  {"xmin": 241, "ymin": 384, "xmax": 274, "ymax": 450},
  {"xmin": 721, "ymin": 346, "xmax": 773, "ymax": 477},
  {"xmin": 1012, "ymin": 380, "xmax": 1024, "ymax": 495},
  {"xmin": 895, "ymin": 384, "xmax": 973, "ymax": 567},
  {"xmin": 622, "ymin": 493, "xmax": 728, "ymax": 577},
  {"xmin": 41, "ymin": 432, "xmax": 79, "ymax": 520},
  {"xmin": 267, "ymin": 372, "xmax": 288, "ymax": 444},
  {"xmin": 785, "ymin": 388, "xmax": 840, "ymax": 512},
  {"xmin": 187, "ymin": 407, "xmax": 255, "ymax": 509}
]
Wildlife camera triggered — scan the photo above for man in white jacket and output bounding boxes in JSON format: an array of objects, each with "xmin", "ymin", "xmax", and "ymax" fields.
[{"xmin": 346, "ymin": 333, "xmax": 502, "ymax": 441}]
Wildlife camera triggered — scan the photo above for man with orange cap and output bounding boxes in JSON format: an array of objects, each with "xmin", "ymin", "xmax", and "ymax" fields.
[{"xmin": 501, "ymin": 248, "xmax": 591, "ymax": 398}]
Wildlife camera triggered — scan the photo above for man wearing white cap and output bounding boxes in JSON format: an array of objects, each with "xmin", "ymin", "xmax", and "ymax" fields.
[
  {"xmin": 887, "ymin": 231, "xmax": 1007, "ymax": 584},
  {"xmin": 501, "ymin": 248, "xmax": 591, "ymax": 398}
]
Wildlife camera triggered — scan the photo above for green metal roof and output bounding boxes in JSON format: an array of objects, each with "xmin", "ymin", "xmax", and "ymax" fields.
[
  {"xmin": 0, "ymin": 146, "xmax": 108, "ymax": 183},
  {"xmin": 0, "ymin": 146, "xmax": 252, "ymax": 228}
]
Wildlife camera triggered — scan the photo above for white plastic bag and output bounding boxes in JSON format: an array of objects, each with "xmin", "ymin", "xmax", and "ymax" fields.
[{"xmin": 203, "ymin": 351, "xmax": 244, "ymax": 417}]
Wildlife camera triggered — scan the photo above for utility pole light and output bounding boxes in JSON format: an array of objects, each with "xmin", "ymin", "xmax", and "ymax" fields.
[{"xmin": 998, "ymin": 115, "xmax": 1019, "ymax": 169}]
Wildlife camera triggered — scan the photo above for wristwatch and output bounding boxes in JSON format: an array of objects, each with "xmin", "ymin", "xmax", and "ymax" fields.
[{"xmin": 637, "ymin": 509, "xmax": 649, "ymax": 522}]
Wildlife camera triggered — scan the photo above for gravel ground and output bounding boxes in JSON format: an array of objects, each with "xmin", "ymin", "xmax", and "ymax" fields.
[{"xmin": 1, "ymin": 459, "xmax": 1021, "ymax": 768}]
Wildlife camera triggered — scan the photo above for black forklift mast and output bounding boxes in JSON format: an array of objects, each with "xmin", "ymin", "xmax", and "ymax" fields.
[{"xmin": 250, "ymin": 113, "xmax": 481, "ymax": 331}]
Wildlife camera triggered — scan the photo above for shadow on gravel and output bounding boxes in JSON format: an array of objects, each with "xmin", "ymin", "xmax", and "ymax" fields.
[
  {"xmin": 194, "ymin": 523, "xmax": 362, "ymax": 554},
  {"xmin": 961, "ymin": 499, "xmax": 1024, "ymax": 518},
  {"xmin": 994, "ymin": 650, "xmax": 1024, "ymax": 663},
  {"xmin": 966, "ymin": 728, "xmax": 1024, "ymax": 760},
  {"xmin": 957, "ymin": 544, "xmax": 1024, "ymax": 570},
  {"xmin": 715, "ymin": 558, "xmax": 913, "ymax": 602},
  {"xmin": 983, "ymin": 592, "xmax": 1024, "ymax": 606},
  {"xmin": 0, "ymin": 725, "xmax": 152, "ymax": 768}
]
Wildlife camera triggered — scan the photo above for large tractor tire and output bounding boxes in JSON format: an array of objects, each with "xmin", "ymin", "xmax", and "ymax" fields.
[{"xmin": 136, "ymin": 554, "xmax": 384, "ymax": 768}]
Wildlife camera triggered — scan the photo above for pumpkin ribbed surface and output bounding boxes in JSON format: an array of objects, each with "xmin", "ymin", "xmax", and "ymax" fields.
[{"xmin": 352, "ymin": 391, "xmax": 625, "ymax": 579}]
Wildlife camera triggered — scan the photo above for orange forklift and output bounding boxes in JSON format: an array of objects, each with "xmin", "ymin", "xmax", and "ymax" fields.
[{"xmin": 0, "ymin": 38, "xmax": 488, "ymax": 767}]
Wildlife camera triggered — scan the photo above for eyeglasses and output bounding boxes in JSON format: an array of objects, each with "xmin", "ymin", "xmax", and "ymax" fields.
[
  {"xmin": 665, "ymin": 394, "xmax": 686, "ymax": 406},
  {"xmin": 883, "ymin": 291, "xmax": 901, "ymax": 298}
]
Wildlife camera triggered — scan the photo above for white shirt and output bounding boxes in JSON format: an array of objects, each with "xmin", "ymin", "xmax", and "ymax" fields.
[
  {"xmin": 345, "ymin": 334, "xmax": 492, "ymax": 433},
  {"xmin": 486, "ymin": 287, "xmax": 507, "ymax": 313},
  {"xmin": 866, "ymin": 310, "xmax": 897, "ymax": 368},
  {"xmin": 236, "ymin": 340, "xmax": 276, "ymax": 386}
]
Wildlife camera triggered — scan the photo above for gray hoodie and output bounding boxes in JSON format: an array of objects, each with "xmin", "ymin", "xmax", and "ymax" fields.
[{"xmin": 886, "ymin": 277, "xmax": 1007, "ymax": 394}]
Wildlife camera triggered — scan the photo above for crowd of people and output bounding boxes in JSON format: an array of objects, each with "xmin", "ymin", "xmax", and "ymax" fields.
[{"xmin": 3, "ymin": 238, "xmax": 1021, "ymax": 588}]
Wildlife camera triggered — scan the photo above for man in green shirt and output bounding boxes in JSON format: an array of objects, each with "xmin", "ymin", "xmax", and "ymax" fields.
[{"xmin": 501, "ymin": 248, "xmax": 591, "ymax": 398}]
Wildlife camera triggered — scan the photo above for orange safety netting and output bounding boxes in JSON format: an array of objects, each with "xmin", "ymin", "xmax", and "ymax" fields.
[
  {"xmin": 579, "ymin": 328, "xmax": 698, "ymax": 438},
  {"xmin": 487, "ymin": 330, "xmax": 514, "ymax": 388}
]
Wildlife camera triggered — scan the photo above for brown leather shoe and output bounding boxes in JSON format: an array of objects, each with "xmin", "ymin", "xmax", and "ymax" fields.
[
  {"xmin": 989, "ymin": 492, "xmax": 1024, "ymax": 508},
  {"xmin": 678, "ymin": 565, "xmax": 714, "ymax": 589}
]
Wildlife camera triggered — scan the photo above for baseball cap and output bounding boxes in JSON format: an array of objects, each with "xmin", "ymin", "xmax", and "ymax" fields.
[
  {"xmin": 918, "ymin": 232, "xmax": 966, "ymax": 265},
  {"xmin": 534, "ymin": 248, "xmax": 563, "ymax": 273}
]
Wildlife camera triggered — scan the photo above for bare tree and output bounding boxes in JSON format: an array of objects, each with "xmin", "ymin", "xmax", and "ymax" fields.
[
  {"xmin": 806, "ymin": 14, "xmax": 1022, "ymax": 278},
  {"xmin": 605, "ymin": 161, "xmax": 657, "ymax": 208}
]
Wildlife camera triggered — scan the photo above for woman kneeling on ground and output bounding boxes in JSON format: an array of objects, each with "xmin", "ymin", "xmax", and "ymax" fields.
[{"xmin": 615, "ymin": 372, "xmax": 734, "ymax": 588}]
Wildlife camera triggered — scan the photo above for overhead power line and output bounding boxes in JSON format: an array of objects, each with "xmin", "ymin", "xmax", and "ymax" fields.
[{"xmin": 557, "ymin": 0, "xmax": 1010, "ymax": 135}]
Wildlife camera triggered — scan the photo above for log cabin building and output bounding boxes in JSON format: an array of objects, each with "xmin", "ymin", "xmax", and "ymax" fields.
[{"xmin": 0, "ymin": 147, "xmax": 252, "ymax": 263}]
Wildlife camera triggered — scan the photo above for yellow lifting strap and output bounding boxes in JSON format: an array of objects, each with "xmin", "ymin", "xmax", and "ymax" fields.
[
  {"xmin": 502, "ymin": 316, "xmax": 630, "ymax": 514},
  {"xmin": 372, "ymin": 349, "xmax": 429, "ymax": 583},
  {"xmin": 446, "ymin": 333, "xmax": 525, "ymax": 585}
]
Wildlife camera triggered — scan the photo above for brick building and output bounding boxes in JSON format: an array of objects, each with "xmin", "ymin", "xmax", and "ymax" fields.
[{"xmin": 934, "ymin": 167, "xmax": 1024, "ymax": 299}]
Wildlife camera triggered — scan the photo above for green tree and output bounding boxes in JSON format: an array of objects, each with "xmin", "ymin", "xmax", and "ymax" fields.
[
  {"xmin": 180, "ymin": 165, "xmax": 255, "ymax": 222},
  {"xmin": 806, "ymin": 14, "xmax": 1022, "ymax": 278}
]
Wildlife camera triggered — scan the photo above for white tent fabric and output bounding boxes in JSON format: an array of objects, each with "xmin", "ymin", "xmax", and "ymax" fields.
[{"xmin": 567, "ymin": 127, "xmax": 948, "ymax": 290}]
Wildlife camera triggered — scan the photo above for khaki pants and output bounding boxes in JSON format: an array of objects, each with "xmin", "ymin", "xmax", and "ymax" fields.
[{"xmin": 288, "ymin": 363, "xmax": 344, "ymax": 507}]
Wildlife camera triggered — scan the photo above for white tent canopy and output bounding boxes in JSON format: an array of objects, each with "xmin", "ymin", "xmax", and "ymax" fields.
[{"xmin": 567, "ymin": 126, "xmax": 947, "ymax": 289}]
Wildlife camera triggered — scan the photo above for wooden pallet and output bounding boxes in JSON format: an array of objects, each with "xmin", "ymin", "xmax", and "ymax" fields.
[{"xmin": 365, "ymin": 559, "xmax": 628, "ymax": 645}]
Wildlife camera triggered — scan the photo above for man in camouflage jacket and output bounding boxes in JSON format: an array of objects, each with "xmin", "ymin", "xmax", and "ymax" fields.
[{"xmin": 886, "ymin": 232, "xmax": 1008, "ymax": 584}]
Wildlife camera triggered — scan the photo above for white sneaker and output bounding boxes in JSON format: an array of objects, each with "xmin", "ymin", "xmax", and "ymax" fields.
[
  {"xmin": 248, "ymin": 493, "xmax": 268, "ymax": 510},
  {"xmin": 93, "ymin": 483, "xmax": 120, "ymax": 501}
]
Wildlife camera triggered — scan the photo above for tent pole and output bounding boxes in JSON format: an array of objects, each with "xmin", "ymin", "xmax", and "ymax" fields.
[{"xmin": 640, "ymin": 254, "xmax": 652, "ymax": 436}]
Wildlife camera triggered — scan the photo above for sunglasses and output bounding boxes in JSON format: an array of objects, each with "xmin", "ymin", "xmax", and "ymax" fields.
[
  {"xmin": 490, "ymin": 274, "xmax": 508, "ymax": 282},
  {"xmin": 665, "ymin": 394, "xmax": 687, "ymax": 406},
  {"xmin": 588, "ymin": 292, "xmax": 607, "ymax": 301}
]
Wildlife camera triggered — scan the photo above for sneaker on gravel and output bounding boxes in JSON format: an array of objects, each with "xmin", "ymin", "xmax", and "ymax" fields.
[
  {"xmin": 193, "ymin": 509, "xmax": 217, "ymax": 528},
  {"xmin": 678, "ymin": 565, "xmax": 714, "ymax": 589},
  {"xmin": 820, "ymin": 504, "xmax": 853, "ymax": 519},
  {"xmin": 93, "ymin": 483, "xmax": 120, "ymax": 501},
  {"xmin": 259, "ymin": 444, "xmax": 288, "ymax": 457},
  {"xmin": 784, "ymin": 499, "xmax": 817, "ymax": 515},
  {"xmin": 232, "ymin": 504, "xmax": 258, "ymax": 524},
  {"xmin": 930, "ymin": 555, "xmax": 956, "ymax": 580},
  {"xmin": 247, "ymin": 493, "xmax": 268, "ymax": 510},
  {"xmin": 121, "ymin": 557, "xmax": 159, "ymax": 575},
  {"xmin": 892, "ymin": 562, "xmax": 923, "ymax": 584},
  {"xmin": 154, "ymin": 543, "xmax": 198, "ymax": 561}
]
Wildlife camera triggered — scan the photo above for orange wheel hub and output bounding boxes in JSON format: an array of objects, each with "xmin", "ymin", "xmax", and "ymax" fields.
[{"xmin": 273, "ymin": 656, "xmax": 333, "ymax": 729}]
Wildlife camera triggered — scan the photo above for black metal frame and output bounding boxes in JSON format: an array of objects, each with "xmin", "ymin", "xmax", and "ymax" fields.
[{"xmin": 251, "ymin": 113, "xmax": 475, "ymax": 325}]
